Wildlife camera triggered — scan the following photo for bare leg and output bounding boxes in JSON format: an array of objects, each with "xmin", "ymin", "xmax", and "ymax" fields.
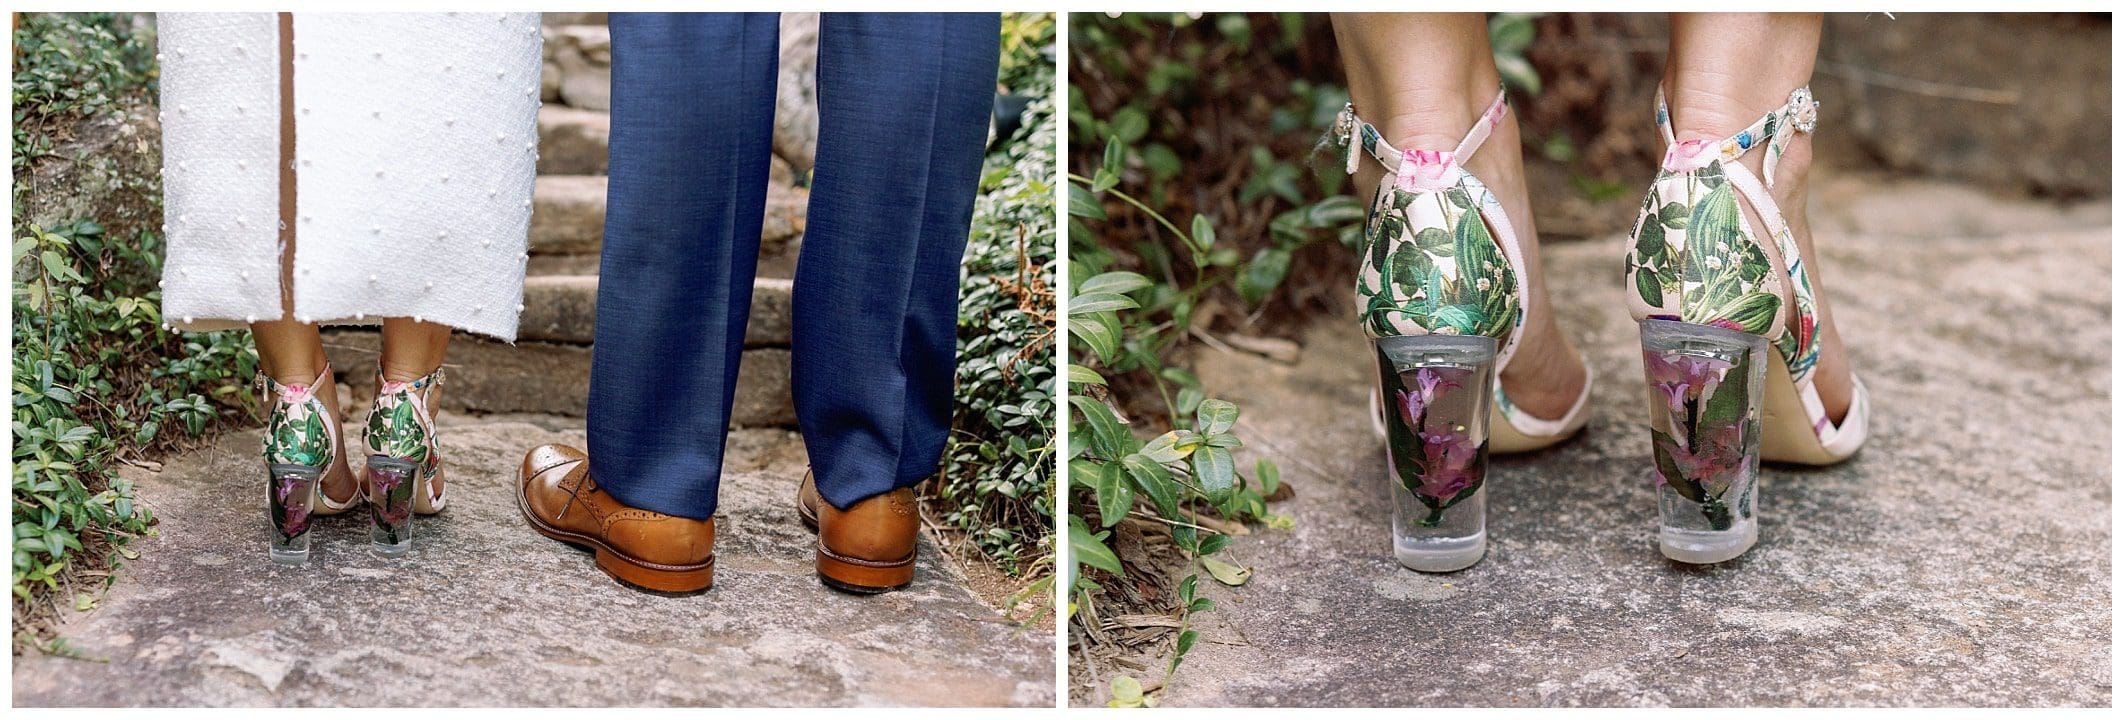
[
  {"xmin": 1666, "ymin": 13, "xmax": 1850, "ymax": 420},
  {"xmin": 1331, "ymin": 12, "xmax": 1586, "ymax": 418},
  {"xmin": 379, "ymin": 318, "xmax": 449, "ymax": 383},
  {"xmin": 253, "ymin": 12, "xmax": 356, "ymax": 505}
]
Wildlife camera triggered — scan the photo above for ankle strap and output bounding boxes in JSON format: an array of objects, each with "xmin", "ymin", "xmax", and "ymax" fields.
[
  {"xmin": 1656, "ymin": 85, "xmax": 1819, "ymax": 189},
  {"xmin": 258, "ymin": 364, "xmax": 332, "ymax": 405},
  {"xmin": 378, "ymin": 363, "xmax": 445, "ymax": 394},
  {"xmin": 1335, "ymin": 86, "xmax": 1510, "ymax": 187}
]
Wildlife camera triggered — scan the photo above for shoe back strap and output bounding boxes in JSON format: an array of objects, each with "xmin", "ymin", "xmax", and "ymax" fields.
[
  {"xmin": 1335, "ymin": 86, "xmax": 1511, "ymax": 185},
  {"xmin": 1655, "ymin": 86, "xmax": 1819, "ymax": 189}
]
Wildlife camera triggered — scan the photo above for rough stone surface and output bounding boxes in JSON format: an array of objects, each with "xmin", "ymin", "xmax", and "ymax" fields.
[
  {"xmin": 540, "ymin": 12, "xmax": 607, "ymax": 27},
  {"xmin": 528, "ymin": 174, "xmax": 810, "ymax": 260},
  {"xmin": 1083, "ymin": 180, "xmax": 2110, "ymax": 707},
  {"xmin": 776, "ymin": 12, "xmax": 820, "ymax": 173},
  {"xmin": 548, "ymin": 24, "xmax": 612, "ymax": 112},
  {"xmin": 536, "ymin": 106, "xmax": 610, "ymax": 176},
  {"xmin": 517, "ymin": 275, "xmax": 792, "ymax": 348},
  {"xmin": 10, "ymin": 421, "xmax": 1052, "ymax": 707},
  {"xmin": 321, "ymin": 332, "xmax": 798, "ymax": 427},
  {"xmin": 1816, "ymin": 13, "xmax": 2110, "ymax": 197}
]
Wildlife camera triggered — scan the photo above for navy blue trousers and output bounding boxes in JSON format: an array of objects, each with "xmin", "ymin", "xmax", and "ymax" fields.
[{"xmin": 589, "ymin": 12, "xmax": 999, "ymax": 519}]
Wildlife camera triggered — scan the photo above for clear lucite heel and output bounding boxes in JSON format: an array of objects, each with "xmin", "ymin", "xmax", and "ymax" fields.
[
  {"xmin": 1639, "ymin": 319, "xmax": 1769, "ymax": 564},
  {"xmin": 366, "ymin": 456, "xmax": 417, "ymax": 556},
  {"xmin": 1377, "ymin": 334, "xmax": 1497, "ymax": 573},
  {"xmin": 268, "ymin": 463, "xmax": 319, "ymax": 565}
]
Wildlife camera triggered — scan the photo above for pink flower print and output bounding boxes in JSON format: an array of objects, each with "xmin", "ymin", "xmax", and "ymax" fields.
[
  {"xmin": 1669, "ymin": 420, "xmax": 1745, "ymax": 487},
  {"xmin": 282, "ymin": 383, "xmax": 313, "ymax": 404},
  {"xmin": 1396, "ymin": 149, "xmax": 1458, "ymax": 192},
  {"xmin": 1707, "ymin": 318, "xmax": 1748, "ymax": 333},
  {"xmin": 1416, "ymin": 428, "xmax": 1481, "ymax": 501},
  {"xmin": 1482, "ymin": 100, "xmax": 1507, "ymax": 128},
  {"xmin": 1653, "ymin": 381, "xmax": 1691, "ymax": 414},
  {"xmin": 1662, "ymin": 139, "xmax": 1716, "ymax": 172},
  {"xmin": 380, "ymin": 380, "xmax": 411, "ymax": 396}
]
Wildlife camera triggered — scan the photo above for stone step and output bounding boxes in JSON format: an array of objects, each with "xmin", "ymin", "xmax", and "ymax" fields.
[
  {"xmin": 536, "ymin": 106, "xmax": 610, "ymax": 176},
  {"xmin": 539, "ymin": 12, "xmax": 606, "ymax": 26},
  {"xmin": 517, "ymin": 275, "xmax": 792, "ymax": 346},
  {"xmin": 323, "ymin": 330, "xmax": 796, "ymax": 426},
  {"xmin": 542, "ymin": 24, "xmax": 611, "ymax": 112},
  {"xmin": 529, "ymin": 174, "xmax": 808, "ymax": 276}
]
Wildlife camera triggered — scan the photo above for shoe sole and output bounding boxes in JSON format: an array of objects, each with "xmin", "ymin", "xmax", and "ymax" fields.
[
  {"xmin": 518, "ymin": 489, "xmax": 714, "ymax": 593},
  {"xmin": 796, "ymin": 495, "xmax": 913, "ymax": 593}
]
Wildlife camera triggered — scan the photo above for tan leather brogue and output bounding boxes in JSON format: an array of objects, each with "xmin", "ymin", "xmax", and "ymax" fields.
[
  {"xmin": 519, "ymin": 444, "xmax": 715, "ymax": 592},
  {"xmin": 796, "ymin": 471, "xmax": 918, "ymax": 593}
]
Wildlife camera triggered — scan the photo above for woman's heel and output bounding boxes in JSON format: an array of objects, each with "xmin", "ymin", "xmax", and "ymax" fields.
[
  {"xmin": 1638, "ymin": 319, "xmax": 1769, "ymax": 564},
  {"xmin": 267, "ymin": 463, "xmax": 319, "ymax": 564},
  {"xmin": 1376, "ymin": 334, "xmax": 1497, "ymax": 572},
  {"xmin": 365, "ymin": 455, "xmax": 418, "ymax": 555}
]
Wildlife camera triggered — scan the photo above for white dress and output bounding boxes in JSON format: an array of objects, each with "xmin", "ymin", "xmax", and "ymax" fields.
[{"xmin": 158, "ymin": 12, "xmax": 541, "ymax": 342}]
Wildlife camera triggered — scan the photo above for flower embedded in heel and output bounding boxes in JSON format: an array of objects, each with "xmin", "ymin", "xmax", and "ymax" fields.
[
  {"xmin": 1639, "ymin": 320, "xmax": 1767, "ymax": 564},
  {"xmin": 259, "ymin": 367, "xmax": 343, "ymax": 565},
  {"xmin": 1626, "ymin": 85, "xmax": 1870, "ymax": 563},
  {"xmin": 267, "ymin": 463, "xmax": 319, "ymax": 564},
  {"xmin": 1376, "ymin": 334, "xmax": 1496, "ymax": 572},
  {"xmin": 361, "ymin": 365, "xmax": 446, "ymax": 556}
]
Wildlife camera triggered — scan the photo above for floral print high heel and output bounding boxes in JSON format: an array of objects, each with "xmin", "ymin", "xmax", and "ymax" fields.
[
  {"xmin": 1625, "ymin": 86, "xmax": 1872, "ymax": 564},
  {"xmin": 260, "ymin": 365, "xmax": 357, "ymax": 564},
  {"xmin": 1333, "ymin": 87, "xmax": 1591, "ymax": 572},
  {"xmin": 361, "ymin": 365, "xmax": 447, "ymax": 555}
]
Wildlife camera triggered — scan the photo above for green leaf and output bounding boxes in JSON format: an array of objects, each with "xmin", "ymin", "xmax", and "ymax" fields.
[
  {"xmin": 1076, "ymin": 270, "xmax": 1152, "ymax": 296},
  {"xmin": 1108, "ymin": 107, "xmax": 1149, "ymax": 144},
  {"xmin": 1102, "ymin": 136, "xmax": 1126, "ymax": 176},
  {"xmin": 1255, "ymin": 459, "xmax": 1280, "ymax": 494},
  {"xmin": 1635, "ymin": 267, "xmax": 1664, "ymax": 308},
  {"xmin": 1237, "ymin": 247, "xmax": 1291, "ymax": 307},
  {"xmin": 1635, "ymin": 214, "xmax": 1667, "ymax": 263},
  {"xmin": 1139, "ymin": 429, "xmax": 1200, "ymax": 464},
  {"xmin": 1067, "ymin": 184, "xmax": 1107, "ymax": 219},
  {"xmin": 1066, "ymin": 364, "xmax": 1106, "ymax": 386},
  {"xmin": 1193, "ymin": 446, "xmax": 1236, "ymax": 499},
  {"xmin": 1195, "ymin": 399, "xmax": 1238, "ymax": 436},
  {"xmin": 1700, "ymin": 351, "xmax": 1755, "ymax": 426},
  {"xmin": 1121, "ymin": 453, "xmax": 1181, "ymax": 520},
  {"xmin": 1069, "ymin": 292, "xmax": 1138, "ymax": 316},
  {"xmin": 1069, "ymin": 514, "xmax": 1125, "ymax": 576},
  {"xmin": 1202, "ymin": 556, "xmax": 1252, "ymax": 586},
  {"xmin": 1094, "ymin": 463, "xmax": 1134, "ymax": 527},
  {"xmin": 1070, "ymin": 396, "xmax": 1135, "ymax": 460},
  {"xmin": 1069, "ymin": 314, "xmax": 1119, "ymax": 364},
  {"xmin": 1715, "ymin": 291, "xmax": 1780, "ymax": 336},
  {"xmin": 1190, "ymin": 214, "xmax": 1217, "ymax": 253},
  {"xmin": 1650, "ymin": 430, "xmax": 1704, "ymax": 501},
  {"xmin": 1659, "ymin": 201, "xmax": 1689, "ymax": 229},
  {"xmin": 1108, "ymin": 676, "xmax": 1146, "ymax": 708}
]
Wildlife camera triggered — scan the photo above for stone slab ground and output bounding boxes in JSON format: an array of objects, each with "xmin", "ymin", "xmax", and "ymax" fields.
[
  {"xmin": 1082, "ymin": 178, "xmax": 2111, "ymax": 707},
  {"xmin": 14, "ymin": 417, "xmax": 1054, "ymax": 707}
]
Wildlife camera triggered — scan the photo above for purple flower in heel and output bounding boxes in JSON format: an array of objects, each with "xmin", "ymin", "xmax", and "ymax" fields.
[
  {"xmin": 274, "ymin": 474, "xmax": 310, "ymax": 538},
  {"xmin": 1393, "ymin": 366, "xmax": 1468, "ymax": 429},
  {"xmin": 1645, "ymin": 350, "xmax": 1733, "ymax": 412},
  {"xmin": 1416, "ymin": 428, "xmax": 1481, "ymax": 501}
]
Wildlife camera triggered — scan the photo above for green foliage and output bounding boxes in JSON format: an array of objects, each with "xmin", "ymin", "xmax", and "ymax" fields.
[
  {"xmin": 933, "ymin": 12, "xmax": 1056, "ymax": 589},
  {"xmin": 12, "ymin": 14, "xmax": 257, "ymax": 653},
  {"xmin": 11, "ymin": 13, "xmax": 158, "ymax": 193},
  {"xmin": 1489, "ymin": 13, "xmax": 1544, "ymax": 96}
]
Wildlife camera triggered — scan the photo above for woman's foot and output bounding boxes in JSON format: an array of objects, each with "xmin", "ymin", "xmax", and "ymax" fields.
[
  {"xmin": 1666, "ymin": 77, "xmax": 1852, "ymax": 422},
  {"xmin": 362, "ymin": 363, "xmax": 447, "ymax": 554},
  {"xmin": 1359, "ymin": 82, "xmax": 1589, "ymax": 422}
]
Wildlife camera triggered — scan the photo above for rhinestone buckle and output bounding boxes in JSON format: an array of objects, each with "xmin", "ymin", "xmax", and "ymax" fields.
[{"xmin": 1788, "ymin": 87, "xmax": 1820, "ymax": 134}]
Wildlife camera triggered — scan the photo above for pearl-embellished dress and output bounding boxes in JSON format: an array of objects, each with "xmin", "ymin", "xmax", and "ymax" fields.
[{"xmin": 157, "ymin": 13, "xmax": 541, "ymax": 342}]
